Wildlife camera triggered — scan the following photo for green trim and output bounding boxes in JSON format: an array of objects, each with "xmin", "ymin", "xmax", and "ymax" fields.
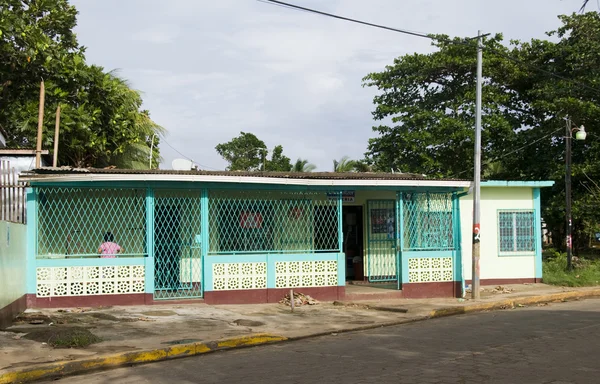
[
  {"xmin": 26, "ymin": 188, "xmax": 37, "ymax": 294},
  {"xmin": 201, "ymin": 188, "xmax": 209, "ymax": 298},
  {"xmin": 482, "ymin": 180, "xmax": 555, "ymax": 187},
  {"xmin": 29, "ymin": 180, "xmax": 465, "ymax": 193},
  {"xmin": 397, "ymin": 192, "xmax": 405, "ymax": 288},
  {"xmin": 452, "ymin": 192, "xmax": 463, "ymax": 285},
  {"xmin": 145, "ymin": 188, "xmax": 154, "ymax": 294},
  {"xmin": 497, "ymin": 209, "xmax": 536, "ymax": 257},
  {"xmin": 533, "ymin": 188, "xmax": 543, "ymax": 278},
  {"xmin": 35, "ymin": 257, "xmax": 145, "ymax": 267}
]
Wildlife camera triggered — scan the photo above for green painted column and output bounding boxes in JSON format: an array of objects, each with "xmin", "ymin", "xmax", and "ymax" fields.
[{"xmin": 144, "ymin": 188, "xmax": 155, "ymax": 294}]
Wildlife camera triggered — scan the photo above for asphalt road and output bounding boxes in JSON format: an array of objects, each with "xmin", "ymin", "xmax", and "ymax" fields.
[{"xmin": 45, "ymin": 298, "xmax": 600, "ymax": 384}]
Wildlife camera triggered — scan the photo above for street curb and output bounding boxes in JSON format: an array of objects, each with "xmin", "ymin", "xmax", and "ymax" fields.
[
  {"xmin": 428, "ymin": 288, "xmax": 600, "ymax": 318},
  {"xmin": 3, "ymin": 289, "xmax": 600, "ymax": 383},
  {"xmin": 0, "ymin": 333, "xmax": 286, "ymax": 384}
]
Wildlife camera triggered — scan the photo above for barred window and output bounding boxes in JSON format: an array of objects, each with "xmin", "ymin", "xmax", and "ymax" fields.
[
  {"xmin": 208, "ymin": 190, "xmax": 340, "ymax": 254},
  {"xmin": 36, "ymin": 187, "xmax": 146, "ymax": 258},
  {"xmin": 402, "ymin": 192, "xmax": 454, "ymax": 251},
  {"xmin": 498, "ymin": 211, "xmax": 535, "ymax": 254}
]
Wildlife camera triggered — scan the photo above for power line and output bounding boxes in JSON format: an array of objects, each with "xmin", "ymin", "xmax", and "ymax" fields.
[
  {"xmin": 259, "ymin": 0, "xmax": 600, "ymax": 96},
  {"xmin": 455, "ymin": 127, "xmax": 563, "ymax": 178},
  {"xmin": 158, "ymin": 134, "xmax": 220, "ymax": 171},
  {"xmin": 259, "ymin": 0, "xmax": 451, "ymax": 40}
]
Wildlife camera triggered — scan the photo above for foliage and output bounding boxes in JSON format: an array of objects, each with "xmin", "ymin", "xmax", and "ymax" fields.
[
  {"xmin": 265, "ymin": 145, "xmax": 292, "ymax": 172},
  {"xmin": 333, "ymin": 156, "xmax": 356, "ymax": 172},
  {"xmin": 291, "ymin": 158, "xmax": 316, "ymax": 172},
  {"xmin": 216, "ymin": 132, "xmax": 293, "ymax": 172},
  {"xmin": 362, "ymin": 13, "xmax": 600, "ymax": 250},
  {"xmin": 543, "ymin": 250, "xmax": 600, "ymax": 286},
  {"xmin": 0, "ymin": 0, "xmax": 162, "ymax": 168}
]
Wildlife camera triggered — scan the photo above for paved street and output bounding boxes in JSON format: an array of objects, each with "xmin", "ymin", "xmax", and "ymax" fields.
[{"xmin": 46, "ymin": 299, "xmax": 600, "ymax": 384}]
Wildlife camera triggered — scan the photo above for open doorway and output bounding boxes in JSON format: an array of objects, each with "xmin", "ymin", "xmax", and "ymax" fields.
[{"xmin": 342, "ymin": 206, "xmax": 364, "ymax": 281}]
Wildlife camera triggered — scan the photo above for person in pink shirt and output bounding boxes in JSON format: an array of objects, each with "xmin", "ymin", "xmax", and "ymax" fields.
[{"xmin": 98, "ymin": 232, "xmax": 124, "ymax": 258}]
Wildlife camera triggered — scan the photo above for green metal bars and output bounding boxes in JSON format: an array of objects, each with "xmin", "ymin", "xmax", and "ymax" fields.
[
  {"xmin": 402, "ymin": 192, "xmax": 454, "ymax": 251},
  {"xmin": 36, "ymin": 187, "xmax": 146, "ymax": 258},
  {"xmin": 367, "ymin": 200, "xmax": 397, "ymax": 282},
  {"xmin": 153, "ymin": 189, "xmax": 203, "ymax": 299},
  {"xmin": 498, "ymin": 210, "xmax": 535, "ymax": 254},
  {"xmin": 208, "ymin": 190, "xmax": 340, "ymax": 254}
]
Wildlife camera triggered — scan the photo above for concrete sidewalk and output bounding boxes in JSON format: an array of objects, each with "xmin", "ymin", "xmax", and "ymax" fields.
[{"xmin": 1, "ymin": 283, "xmax": 599, "ymax": 384}]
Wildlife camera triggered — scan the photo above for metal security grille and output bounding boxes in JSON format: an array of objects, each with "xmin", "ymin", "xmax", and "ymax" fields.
[
  {"xmin": 498, "ymin": 211, "xmax": 535, "ymax": 253},
  {"xmin": 36, "ymin": 187, "xmax": 146, "ymax": 258},
  {"xmin": 208, "ymin": 190, "xmax": 339, "ymax": 254},
  {"xmin": 367, "ymin": 200, "xmax": 397, "ymax": 282},
  {"xmin": 402, "ymin": 192, "xmax": 453, "ymax": 251},
  {"xmin": 154, "ymin": 189, "xmax": 203, "ymax": 299}
]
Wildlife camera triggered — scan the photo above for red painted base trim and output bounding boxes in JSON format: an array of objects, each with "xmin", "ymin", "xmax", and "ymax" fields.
[
  {"xmin": 402, "ymin": 282, "xmax": 462, "ymax": 299},
  {"xmin": 465, "ymin": 278, "xmax": 542, "ymax": 285},
  {"xmin": 27, "ymin": 293, "xmax": 154, "ymax": 308},
  {"xmin": 204, "ymin": 286, "xmax": 345, "ymax": 305},
  {"xmin": 0, "ymin": 294, "xmax": 27, "ymax": 329}
]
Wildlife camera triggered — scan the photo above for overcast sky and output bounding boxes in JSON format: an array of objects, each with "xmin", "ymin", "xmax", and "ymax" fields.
[{"xmin": 69, "ymin": 0, "xmax": 583, "ymax": 171}]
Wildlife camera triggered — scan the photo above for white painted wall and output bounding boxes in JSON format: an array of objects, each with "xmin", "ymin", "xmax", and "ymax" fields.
[{"xmin": 459, "ymin": 187, "xmax": 536, "ymax": 281}]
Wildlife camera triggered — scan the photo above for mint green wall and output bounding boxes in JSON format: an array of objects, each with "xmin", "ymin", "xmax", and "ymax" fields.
[{"xmin": 0, "ymin": 222, "xmax": 27, "ymax": 310}]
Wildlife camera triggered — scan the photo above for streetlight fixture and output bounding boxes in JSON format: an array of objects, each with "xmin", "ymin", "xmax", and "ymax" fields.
[{"xmin": 565, "ymin": 118, "xmax": 586, "ymax": 271}]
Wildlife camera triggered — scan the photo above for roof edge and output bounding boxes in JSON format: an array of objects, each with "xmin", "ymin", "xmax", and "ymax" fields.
[{"xmin": 482, "ymin": 180, "xmax": 555, "ymax": 188}]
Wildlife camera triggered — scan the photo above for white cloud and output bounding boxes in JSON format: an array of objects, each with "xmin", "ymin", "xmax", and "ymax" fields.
[
  {"xmin": 131, "ymin": 24, "xmax": 181, "ymax": 44},
  {"xmin": 70, "ymin": 0, "xmax": 580, "ymax": 171}
]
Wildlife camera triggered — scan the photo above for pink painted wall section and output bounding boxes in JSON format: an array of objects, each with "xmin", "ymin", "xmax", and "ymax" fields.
[{"xmin": 0, "ymin": 222, "xmax": 27, "ymax": 328}]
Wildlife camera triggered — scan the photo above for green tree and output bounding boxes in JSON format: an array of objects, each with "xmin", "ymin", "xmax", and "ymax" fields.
[
  {"xmin": 265, "ymin": 145, "xmax": 292, "ymax": 172},
  {"xmin": 215, "ymin": 132, "xmax": 267, "ymax": 171},
  {"xmin": 0, "ymin": 0, "xmax": 163, "ymax": 168},
  {"xmin": 291, "ymin": 158, "xmax": 316, "ymax": 172},
  {"xmin": 333, "ymin": 156, "xmax": 357, "ymax": 172},
  {"xmin": 362, "ymin": 13, "xmax": 600, "ymax": 250}
]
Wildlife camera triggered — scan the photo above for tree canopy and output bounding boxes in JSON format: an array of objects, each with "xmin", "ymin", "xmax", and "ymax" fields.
[
  {"xmin": 0, "ymin": 0, "xmax": 162, "ymax": 168},
  {"xmin": 215, "ymin": 132, "xmax": 294, "ymax": 172},
  {"xmin": 362, "ymin": 12, "xmax": 600, "ymax": 248}
]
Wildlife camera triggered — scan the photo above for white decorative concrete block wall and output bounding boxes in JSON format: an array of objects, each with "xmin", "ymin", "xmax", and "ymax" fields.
[
  {"xmin": 407, "ymin": 257, "xmax": 453, "ymax": 283},
  {"xmin": 275, "ymin": 260, "xmax": 338, "ymax": 288},
  {"xmin": 212, "ymin": 262, "xmax": 267, "ymax": 290},
  {"xmin": 36, "ymin": 265, "xmax": 145, "ymax": 297}
]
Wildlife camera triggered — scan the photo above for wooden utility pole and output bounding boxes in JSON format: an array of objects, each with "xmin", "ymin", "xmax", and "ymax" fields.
[
  {"xmin": 53, "ymin": 105, "xmax": 61, "ymax": 167},
  {"xmin": 35, "ymin": 81, "xmax": 45, "ymax": 169}
]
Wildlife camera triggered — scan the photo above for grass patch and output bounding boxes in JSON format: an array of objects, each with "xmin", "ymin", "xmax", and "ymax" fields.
[
  {"xmin": 543, "ymin": 249, "xmax": 600, "ymax": 287},
  {"xmin": 22, "ymin": 327, "xmax": 102, "ymax": 348}
]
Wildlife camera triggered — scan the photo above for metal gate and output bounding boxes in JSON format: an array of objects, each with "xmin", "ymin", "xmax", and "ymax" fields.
[
  {"xmin": 154, "ymin": 190, "xmax": 203, "ymax": 299},
  {"xmin": 366, "ymin": 200, "xmax": 397, "ymax": 282}
]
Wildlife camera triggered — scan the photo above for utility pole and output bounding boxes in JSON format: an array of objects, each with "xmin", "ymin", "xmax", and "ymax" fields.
[
  {"xmin": 565, "ymin": 117, "xmax": 573, "ymax": 271},
  {"xmin": 53, "ymin": 105, "xmax": 61, "ymax": 167},
  {"xmin": 35, "ymin": 80, "xmax": 45, "ymax": 169},
  {"xmin": 471, "ymin": 31, "xmax": 483, "ymax": 300}
]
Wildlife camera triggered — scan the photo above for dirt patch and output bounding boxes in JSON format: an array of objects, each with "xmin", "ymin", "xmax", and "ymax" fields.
[
  {"xmin": 89, "ymin": 313, "xmax": 120, "ymax": 321},
  {"xmin": 232, "ymin": 319, "xmax": 265, "ymax": 327},
  {"xmin": 21, "ymin": 327, "xmax": 102, "ymax": 348},
  {"xmin": 141, "ymin": 310, "xmax": 178, "ymax": 317},
  {"xmin": 12, "ymin": 313, "xmax": 53, "ymax": 326}
]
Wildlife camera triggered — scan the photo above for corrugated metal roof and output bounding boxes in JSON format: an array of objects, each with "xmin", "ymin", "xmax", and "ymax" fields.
[{"xmin": 24, "ymin": 167, "xmax": 469, "ymax": 182}]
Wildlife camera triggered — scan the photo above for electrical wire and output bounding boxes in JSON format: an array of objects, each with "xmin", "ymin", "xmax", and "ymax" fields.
[
  {"xmin": 259, "ymin": 0, "xmax": 600, "ymax": 96},
  {"xmin": 455, "ymin": 127, "xmax": 564, "ymax": 178},
  {"xmin": 158, "ymin": 134, "xmax": 220, "ymax": 171}
]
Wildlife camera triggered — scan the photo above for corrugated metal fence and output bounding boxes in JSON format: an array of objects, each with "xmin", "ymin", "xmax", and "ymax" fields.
[{"xmin": 0, "ymin": 160, "xmax": 27, "ymax": 224}]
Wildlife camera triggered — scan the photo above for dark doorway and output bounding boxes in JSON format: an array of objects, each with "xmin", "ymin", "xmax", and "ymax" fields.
[{"xmin": 343, "ymin": 206, "xmax": 364, "ymax": 281}]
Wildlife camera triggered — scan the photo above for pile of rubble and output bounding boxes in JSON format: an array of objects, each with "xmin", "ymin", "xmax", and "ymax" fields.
[{"xmin": 279, "ymin": 292, "xmax": 319, "ymax": 307}]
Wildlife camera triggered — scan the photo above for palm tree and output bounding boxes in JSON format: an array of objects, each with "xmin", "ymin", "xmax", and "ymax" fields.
[
  {"xmin": 333, "ymin": 156, "xmax": 356, "ymax": 173},
  {"xmin": 291, "ymin": 158, "xmax": 316, "ymax": 172},
  {"xmin": 353, "ymin": 160, "xmax": 373, "ymax": 173}
]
